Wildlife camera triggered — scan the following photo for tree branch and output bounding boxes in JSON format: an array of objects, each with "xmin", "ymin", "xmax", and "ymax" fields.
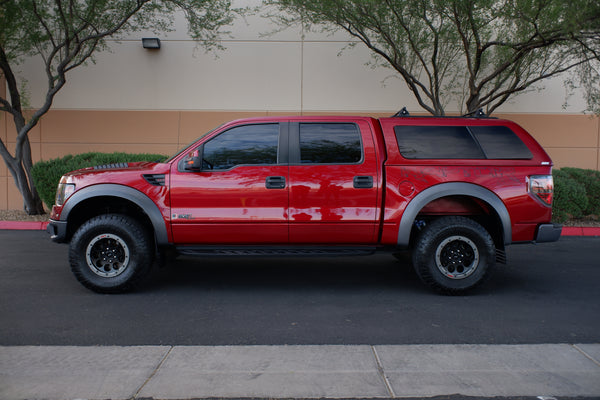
[
  {"xmin": 0, "ymin": 45, "xmax": 24, "ymax": 122},
  {"xmin": 484, "ymin": 56, "xmax": 596, "ymax": 114}
]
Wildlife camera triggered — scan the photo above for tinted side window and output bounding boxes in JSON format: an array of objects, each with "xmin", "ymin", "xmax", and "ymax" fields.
[
  {"xmin": 203, "ymin": 124, "xmax": 279, "ymax": 170},
  {"xmin": 470, "ymin": 126, "xmax": 533, "ymax": 159},
  {"xmin": 299, "ymin": 123, "xmax": 362, "ymax": 164},
  {"xmin": 394, "ymin": 126, "xmax": 484, "ymax": 159}
]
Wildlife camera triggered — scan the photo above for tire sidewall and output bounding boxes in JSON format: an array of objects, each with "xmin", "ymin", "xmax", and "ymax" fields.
[
  {"xmin": 413, "ymin": 217, "xmax": 495, "ymax": 294},
  {"xmin": 69, "ymin": 214, "xmax": 152, "ymax": 293}
]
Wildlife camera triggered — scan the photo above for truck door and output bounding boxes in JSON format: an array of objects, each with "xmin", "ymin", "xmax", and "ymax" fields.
[
  {"xmin": 288, "ymin": 120, "xmax": 380, "ymax": 244},
  {"xmin": 170, "ymin": 122, "xmax": 289, "ymax": 244}
]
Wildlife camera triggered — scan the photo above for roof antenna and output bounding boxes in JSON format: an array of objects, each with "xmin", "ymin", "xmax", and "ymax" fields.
[{"xmin": 392, "ymin": 107, "xmax": 410, "ymax": 117}]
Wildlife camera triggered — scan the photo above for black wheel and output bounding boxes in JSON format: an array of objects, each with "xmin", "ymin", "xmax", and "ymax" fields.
[
  {"xmin": 69, "ymin": 214, "xmax": 154, "ymax": 293},
  {"xmin": 412, "ymin": 216, "xmax": 495, "ymax": 295}
]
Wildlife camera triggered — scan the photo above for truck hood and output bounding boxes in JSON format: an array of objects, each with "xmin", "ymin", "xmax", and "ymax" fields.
[
  {"xmin": 67, "ymin": 161, "xmax": 159, "ymax": 176},
  {"xmin": 61, "ymin": 161, "xmax": 171, "ymax": 189}
]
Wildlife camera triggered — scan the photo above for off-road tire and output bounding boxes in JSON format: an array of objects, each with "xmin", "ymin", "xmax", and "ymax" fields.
[
  {"xmin": 412, "ymin": 216, "xmax": 495, "ymax": 295},
  {"xmin": 69, "ymin": 214, "xmax": 154, "ymax": 293}
]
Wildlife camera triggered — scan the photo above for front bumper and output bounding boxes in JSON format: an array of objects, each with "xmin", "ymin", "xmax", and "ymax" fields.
[
  {"xmin": 47, "ymin": 220, "xmax": 68, "ymax": 243},
  {"xmin": 535, "ymin": 223, "xmax": 562, "ymax": 243}
]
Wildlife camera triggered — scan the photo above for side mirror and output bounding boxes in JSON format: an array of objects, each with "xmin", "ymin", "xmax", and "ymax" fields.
[{"xmin": 183, "ymin": 148, "xmax": 202, "ymax": 171}]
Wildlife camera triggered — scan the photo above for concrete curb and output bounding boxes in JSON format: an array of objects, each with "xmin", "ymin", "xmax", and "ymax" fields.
[
  {"xmin": 1, "ymin": 344, "xmax": 599, "ymax": 400},
  {"xmin": 561, "ymin": 226, "xmax": 600, "ymax": 236},
  {"xmin": 0, "ymin": 221, "xmax": 49, "ymax": 230},
  {"xmin": 2, "ymin": 221, "xmax": 599, "ymax": 236}
]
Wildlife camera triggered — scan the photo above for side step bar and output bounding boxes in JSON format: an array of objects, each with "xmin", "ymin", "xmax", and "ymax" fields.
[{"xmin": 175, "ymin": 246, "xmax": 377, "ymax": 257}]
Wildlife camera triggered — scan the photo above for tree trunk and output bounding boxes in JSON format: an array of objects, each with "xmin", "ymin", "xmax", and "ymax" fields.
[
  {"xmin": 465, "ymin": 93, "xmax": 481, "ymax": 116},
  {"xmin": 1, "ymin": 144, "xmax": 45, "ymax": 215},
  {"xmin": 16, "ymin": 168, "xmax": 45, "ymax": 215}
]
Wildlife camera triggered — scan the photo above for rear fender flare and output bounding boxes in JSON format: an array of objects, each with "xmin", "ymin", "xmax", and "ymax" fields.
[{"xmin": 397, "ymin": 182, "xmax": 511, "ymax": 248}]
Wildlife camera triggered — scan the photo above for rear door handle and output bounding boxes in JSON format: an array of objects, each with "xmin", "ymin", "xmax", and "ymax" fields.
[
  {"xmin": 353, "ymin": 176, "xmax": 373, "ymax": 189},
  {"xmin": 266, "ymin": 176, "xmax": 286, "ymax": 189}
]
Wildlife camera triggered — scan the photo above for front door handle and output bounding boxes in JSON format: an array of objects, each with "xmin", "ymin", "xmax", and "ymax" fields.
[
  {"xmin": 353, "ymin": 176, "xmax": 373, "ymax": 189},
  {"xmin": 266, "ymin": 176, "xmax": 286, "ymax": 189}
]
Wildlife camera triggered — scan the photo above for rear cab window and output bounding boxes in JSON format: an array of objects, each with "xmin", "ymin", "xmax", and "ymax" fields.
[
  {"xmin": 469, "ymin": 126, "xmax": 533, "ymax": 159},
  {"xmin": 393, "ymin": 125, "xmax": 532, "ymax": 160}
]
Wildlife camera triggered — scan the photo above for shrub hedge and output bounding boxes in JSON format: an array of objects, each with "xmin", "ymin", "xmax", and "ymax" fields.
[
  {"xmin": 553, "ymin": 167, "xmax": 600, "ymax": 223},
  {"xmin": 31, "ymin": 152, "xmax": 167, "ymax": 208}
]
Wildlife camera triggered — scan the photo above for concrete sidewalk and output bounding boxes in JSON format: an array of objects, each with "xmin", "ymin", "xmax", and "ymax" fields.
[{"xmin": 1, "ymin": 344, "xmax": 599, "ymax": 400}]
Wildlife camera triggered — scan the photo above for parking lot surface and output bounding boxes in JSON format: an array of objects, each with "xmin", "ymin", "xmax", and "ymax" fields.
[
  {"xmin": 0, "ymin": 231, "xmax": 598, "ymax": 346},
  {"xmin": 1, "ymin": 231, "xmax": 599, "ymax": 399}
]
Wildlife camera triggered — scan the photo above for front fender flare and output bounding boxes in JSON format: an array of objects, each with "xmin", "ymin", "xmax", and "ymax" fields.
[
  {"xmin": 60, "ymin": 184, "xmax": 169, "ymax": 246},
  {"xmin": 397, "ymin": 182, "xmax": 511, "ymax": 248}
]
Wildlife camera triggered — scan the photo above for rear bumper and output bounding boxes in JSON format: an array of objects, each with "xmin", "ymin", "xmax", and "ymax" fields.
[
  {"xmin": 47, "ymin": 220, "xmax": 68, "ymax": 243},
  {"xmin": 535, "ymin": 223, "xmax": 562, "ymax": 243}
]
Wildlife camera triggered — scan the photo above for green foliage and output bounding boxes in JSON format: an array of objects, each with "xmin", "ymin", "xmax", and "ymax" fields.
[
  {"xmin": 553, "ymin": 168, "xmax": 600, "ymax": 223},
  {"xmin": 1, "ymin": 0, "xmax": 235, "ymax": 124},
  {"xmin": 0, "ymin": 0, "xmax": 234, "ymax": 66},
  {"xmin": 559, "ymin": 167, "xmax": 600, "ymax": 213},
  {"xmin": 268, "ymin": 0, "xmax": 600, "ymax": 115},
  {"xmin": 31, "ymin": 152, "xmax": 167, "ymax": 208}
]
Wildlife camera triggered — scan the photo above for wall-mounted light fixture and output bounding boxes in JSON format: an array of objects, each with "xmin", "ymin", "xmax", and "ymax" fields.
[{"xmin": 142, "ymin": 38, "xmax": 161, "ymax": 49}]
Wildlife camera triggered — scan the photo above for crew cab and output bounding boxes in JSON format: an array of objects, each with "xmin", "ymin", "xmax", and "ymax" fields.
[{"xmin": 47, "ymin": 114, "xmax": 561, "ymax": 294}]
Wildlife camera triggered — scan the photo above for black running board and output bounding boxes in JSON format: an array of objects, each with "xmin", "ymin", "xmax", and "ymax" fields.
[{"xmin": 175, "ymin": 245, "xmax": 377, "ymax": 257}]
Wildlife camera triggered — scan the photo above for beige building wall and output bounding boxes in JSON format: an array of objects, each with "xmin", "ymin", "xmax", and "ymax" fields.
[
  {"xmin": 497, "ymin": 114, "xmax": 599, "ymax": 172},
  {"xmin": 1, "ymin": 1, "xmax": 599, "ymax": 210}
]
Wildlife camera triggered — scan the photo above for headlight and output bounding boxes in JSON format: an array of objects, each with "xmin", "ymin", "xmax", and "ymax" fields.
[{"xmin": 55, "ymin": 183, "xmax": 76, "ymax": 206}]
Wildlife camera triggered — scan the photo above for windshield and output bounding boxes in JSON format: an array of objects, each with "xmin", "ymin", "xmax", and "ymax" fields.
[{"xmin": 165, "ymin": 124, "xmax": 223, "ymax": 163}]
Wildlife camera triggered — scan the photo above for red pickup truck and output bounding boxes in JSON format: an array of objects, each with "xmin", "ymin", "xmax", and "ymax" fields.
[{"xmin": 47, "ymin": 115, "xmax": 561, "ymax": 294}]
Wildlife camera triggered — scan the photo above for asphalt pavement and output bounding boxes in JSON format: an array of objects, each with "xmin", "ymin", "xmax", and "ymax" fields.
[
  {"xmin": 1, "ymin": 232, "xmax": 599, "ymax": 345},
  {"xmin": 0, "ymin": 230, "xmax": 599, "ymax": 399}
]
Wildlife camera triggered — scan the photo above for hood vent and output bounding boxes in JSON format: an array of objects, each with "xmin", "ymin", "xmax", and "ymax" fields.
[
  {"xmin": 93, "ymin": 163, "xmax": 129, "ymax": 170},
  {"xmin": 143, "ymin": 174, "xmax": 166, "ymax": 186}
]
